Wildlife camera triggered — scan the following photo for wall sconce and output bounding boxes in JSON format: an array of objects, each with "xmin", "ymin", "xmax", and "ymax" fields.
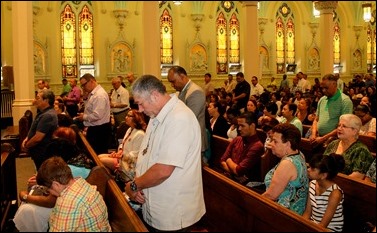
[
  {"xmin": 362, "ymin": 2, "xmax": 372, "ymax": 22},
  {"xmin": 313, "ymin": 1, "xmax": 320, "ymax": 18},
  {"xmin": 173, "ymin": 1, "xmax": 182, "ymax": 5}
]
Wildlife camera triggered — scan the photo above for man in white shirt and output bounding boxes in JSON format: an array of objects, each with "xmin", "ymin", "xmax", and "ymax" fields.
[
  {"xmin": 110, "ymin": 76, "xmax": 130, "ymax": 129},
  {"xmin": 225, "ymin": 74, "xmax": 237, "ymax": 93},
  {"xmin": 250, "ymin": 76, "xmax": 264, "ymax": 97}
]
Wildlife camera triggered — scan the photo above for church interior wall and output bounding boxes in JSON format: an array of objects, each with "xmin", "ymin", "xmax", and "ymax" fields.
[{"xmin": 1, "ymin": 1, "xmax": 376, "ymax": 94}]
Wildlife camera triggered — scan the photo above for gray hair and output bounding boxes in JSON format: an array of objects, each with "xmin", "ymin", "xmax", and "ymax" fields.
[
  {"xmin": 339, "ymin": 114, "xmax": 362, "ymax": 132},
  {"xmin": 40, "ymin": 89, "xmax": 55, "ymax": 107},
  {"xmin": 131, "ymin": 75, "xmax": 166, "ymax": 99}
]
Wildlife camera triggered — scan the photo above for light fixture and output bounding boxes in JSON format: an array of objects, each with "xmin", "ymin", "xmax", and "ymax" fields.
[
  {"xmin": 362, "ymin": 2, "xmax": 372, "ymax": 22},
  {"xmin": 313, "ymin": 1, "xmax": 320, "ymax": 18},
  {"xmin": 173, "ymin": 1, "xmax": 182, "ymax": 5}
]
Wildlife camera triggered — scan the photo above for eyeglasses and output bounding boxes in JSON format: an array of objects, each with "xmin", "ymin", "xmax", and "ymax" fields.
[
  {"xmin": 337, "ymin": 124, "xmax": 354, "ymax": 130},
  {"xmin": 81, "ymin": 82, "xmax": 88, "ymax": 88}
]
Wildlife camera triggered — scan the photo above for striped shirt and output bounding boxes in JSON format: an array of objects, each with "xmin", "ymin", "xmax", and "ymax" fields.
[
  {"xmin": 308, "ymin": 180, "xmax": 344, "ymax": 232},
  {"xmin": 316, "ymin": 89, "xmax": 353, "ymax": 136}
]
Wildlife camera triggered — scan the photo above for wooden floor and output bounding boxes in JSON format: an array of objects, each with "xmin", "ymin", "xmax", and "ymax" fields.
[{"xmin": 15, "ymin": 157, "xmax": 36, "ymax": 205}]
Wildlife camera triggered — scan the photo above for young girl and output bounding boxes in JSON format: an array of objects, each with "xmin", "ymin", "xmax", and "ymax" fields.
[{"xmin": 303, "ymin": 153, "xmax": 345, "ymax": 232}]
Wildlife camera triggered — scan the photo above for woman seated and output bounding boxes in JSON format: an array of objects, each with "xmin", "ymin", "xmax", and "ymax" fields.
[
  {"xmin": 303, "ymin": 153, "xmax": 346, "ymax": 232},
  {"xmin": 353, "ymin": 104, "xmax": 376, "ymax": 137},
  {"xmin": 207, "ymin": 101, "xmax": 229, "ymax": 138},
  {"xmin": 262, "ymin": 123, "xmax": 309, "ymax": 215},
  {"xmin": 323, "ymin": 113, "xmax": 374, "ymax": 180},
  {"xmin": 98, "ymin": 109, "xmax": 147, "ymax": 183}
]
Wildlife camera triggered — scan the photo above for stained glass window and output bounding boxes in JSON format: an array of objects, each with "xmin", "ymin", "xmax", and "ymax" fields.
[
  {"xmin": 160, "ymin": 9, "xmax": 173, "ymax": 64},
  {"xmin": 216, "ymin": 5, "xmax": 240, "ymax": 75},
  {"xmin": 333, "ymin": 20, "xmax": 341, "ymax": 65},
  {"xmin": 275, "ymin": 3, "xmax": 295, "ymax": 74},
  {"xmin": 61, "ymin": 2, "xmax": 94, "ymax": 79},
  {"xmin": 366, "ymin": 18, "xmax": 376, "ymax": 73}
]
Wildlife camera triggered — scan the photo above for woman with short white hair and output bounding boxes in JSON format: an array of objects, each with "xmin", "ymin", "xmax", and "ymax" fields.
[{"xmin": 323, "ymin": 113, "xmax": 374, "ymax": 180}]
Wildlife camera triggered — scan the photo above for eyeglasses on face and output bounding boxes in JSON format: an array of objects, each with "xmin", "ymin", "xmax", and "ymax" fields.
[
  {"xmin": 337, "ymin": 124, "xmax": 354, "ymax": 130},
  {"xmin": 81, "ymin": 81, "xmax": 88, "ymax": 88}
]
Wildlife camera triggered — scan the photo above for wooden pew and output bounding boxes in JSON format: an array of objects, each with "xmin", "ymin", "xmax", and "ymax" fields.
[
  {"xmin": 86, "ymin": 166, "xmax": 148, "ymax": 232},
  {"xmin": 75, "ymin": 127, "xmax": 148, "ymax": 232},
  {"xmin": 1, "ymin": 143, "xmax": 18, "ymax": 232},
  {"xmin": 333, "ymin": 173, "xmax": 376, "ymax": 232},
  {"xmin": 201, "ymin": 166, "xmax": 328, "ymax": 232},
  {"xmin": 359, "ymin": 134, "xmax": 376, "ymax": 155},
  {"xmin": 211, "ymin": 134, "xmax": 376, "ymax": 232}
]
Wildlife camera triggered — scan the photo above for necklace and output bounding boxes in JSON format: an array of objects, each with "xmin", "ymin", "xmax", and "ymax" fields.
[{"xmin": 142, "ymin": 120, "xmax": 159, "ymax": 156}]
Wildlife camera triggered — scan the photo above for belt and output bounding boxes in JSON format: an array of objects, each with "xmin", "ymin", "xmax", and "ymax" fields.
[{"xmin": 113, "ymin": 108, "xmax": 129, "ymax": 115}]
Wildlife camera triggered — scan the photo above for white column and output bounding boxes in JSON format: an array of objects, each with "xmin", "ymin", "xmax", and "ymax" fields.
[
  {"xmin": 12, "ymin": 1, "xmax": 36, "ymax": 126},
  {"xmin": 242, "ymin": 1, "xmax": 259, "ymax": 81},
  {"xmin": 141, "ymin": 2, "xmax": 160, "ymax": 77},
  {"xmin": 315, "ymin": 1, "xmax": 338, "ymax": 76}
]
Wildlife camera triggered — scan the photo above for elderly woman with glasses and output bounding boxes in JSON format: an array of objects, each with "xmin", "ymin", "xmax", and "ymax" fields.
[{"xmin": 323, "ymin": 113, "xmax": 374, "ymax": 180}]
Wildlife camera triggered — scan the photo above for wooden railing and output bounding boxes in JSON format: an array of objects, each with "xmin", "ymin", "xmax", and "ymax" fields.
[
  {"xmin": 75, "ymin": 127, "xmax": 148, "ymax": 232},
  {"xmin": 210, "ymin": 134, "xmax": 376, "ymax": 232},
  {"xmin": 1, "ymin": 143, "xmax": 18, "ymax": 231},
  {"xmin": 202, "ymin": 166, "xmax": 328, "ymax": 232}
]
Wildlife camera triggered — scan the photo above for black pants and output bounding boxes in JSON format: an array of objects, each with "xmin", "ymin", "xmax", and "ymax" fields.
[{"xmin": 86, "ymin": 122, "xmax": 111, "ymax": 154}]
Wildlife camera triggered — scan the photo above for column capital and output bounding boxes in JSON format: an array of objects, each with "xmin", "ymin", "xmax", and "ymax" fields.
[
  {"xmin": 314, "ymin": 1, "xmax": 338, "ymax": 14},
  {"xmin": 241, "ymin": 1, "xmax": 258, "ymax": 7}
]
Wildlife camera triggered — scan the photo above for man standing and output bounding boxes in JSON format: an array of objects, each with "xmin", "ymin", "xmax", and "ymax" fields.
[
  {"xmin": 203, "ymin": 72, "xmax": 215, "ymax": 99},
  {"xmin": 22, "ymin": 89, "xmax": 58, "ymax": 170},
  {"xmin": 110, "ymin": 76, "xmax": 130, "ymax": 128},
  {"xmin": 63, "ymin": 78, "xmax": 81, "ymax": 118},
  {"xmin": 309, "ymin": 74, "xmax": 353, "ymax": 148},
  {"xmin": 225, "ymin": 74, "xmax": 237, "ymax": 94},
  {"xmin": 232, "ymin": 72, "xmax": 251, "ymax": 112},
  {"xmin": 220, "ymin": 112, "xmax": 264, "ymax": 183},
  {"xmin": 76, "ymin": 73, "xmax": 111, "ymax": 154},
  {"xmin": 250, "ymin": 76, "xmax": 265, "ymax": 97},
  {"xmin": 125, "ymin": 75, "xmax": 205, "ymax": 231},
  {"xmin": 60, "ymin": 78, "xmax": 71, "ymax": 97},
  {"xmin": 279, "ymin": 74, "xmax": 290, "ymax": 91},
  {"xmin": 126, "ymin": 72, "xmax": 137, "ymax": 109},
  {"xmin": 167, "ymin": 66, "xmax": 209, "ymax": 163}
]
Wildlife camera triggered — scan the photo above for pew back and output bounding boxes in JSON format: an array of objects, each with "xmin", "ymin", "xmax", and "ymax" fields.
[
  {"xmin": 333, "ymin": 173, "xmax": 376, "ymax": 232},
  {"xmin": 202, "ymin": 166, "xmax": 328, "ymax": 232},
  {"xmin": 76, "ymin": 127, "xmax": 148, "ymax": 232}
]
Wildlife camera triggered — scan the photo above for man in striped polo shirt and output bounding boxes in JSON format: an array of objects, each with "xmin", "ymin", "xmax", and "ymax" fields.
[{"xmin": 309, "ymin": 74, "xmax": 353, "ymax": 148}]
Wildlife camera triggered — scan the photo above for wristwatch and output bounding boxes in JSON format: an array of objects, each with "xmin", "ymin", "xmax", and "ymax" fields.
[
  {"xmin": 130, "ymin": 180, "xmax": 138, "ymax": 192},
  {"xmin": 22, "ymin": 194, "xmax": 28, "ymax": 202}
]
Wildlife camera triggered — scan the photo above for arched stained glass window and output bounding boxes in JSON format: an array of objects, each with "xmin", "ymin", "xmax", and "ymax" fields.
[
  {"xmin": 217, "ymin": 12, "xmax": 227, "ymax": 74},
  {"xmin": 216, "ymin": 6, "xmax": 240, "ymax": 75},
  {"xmin": 275, "ymin": 3, "xmax": 295, "ymax": 74},
  {"xmin": 333, "ymin": 20, "xmax": 341, "ymax": 65},
  {"xmin": 61, "ymin": 2, "xmax": 94, "ymax": 79},
  {"xmin": 79, "ymin": 5, "xmax": 93, "ymax": 65},
  {"xmin": 366, "ymin": 11, "xmax": 376, "ymax": 73},
  {"xmin": 229, "ymin": 13, "xmax": 240, "ymax": 64},
  {"xmin": 160, "ymin": 9, "xmax": 173, "ymax": 64}
]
